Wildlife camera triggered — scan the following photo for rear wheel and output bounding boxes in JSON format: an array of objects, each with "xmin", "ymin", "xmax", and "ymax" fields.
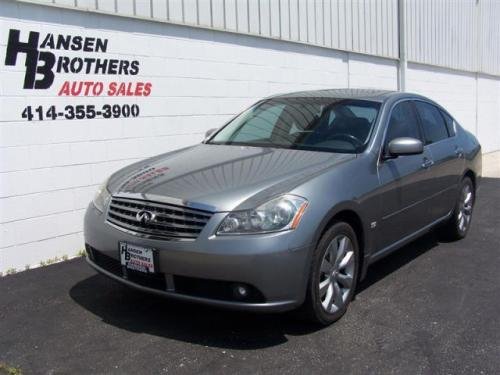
[
  {"xmin": 440, "ymin": 177, "xmax": 475, "ymax": 240},
  {"xmin": 301, "ymin": 222, "xmax": 359, "ymax": 325}
]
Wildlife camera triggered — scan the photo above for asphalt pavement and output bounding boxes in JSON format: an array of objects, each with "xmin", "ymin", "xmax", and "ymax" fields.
[{"xmin": 1, "ymin": 177, "xmax": 499, "ymax": 374}]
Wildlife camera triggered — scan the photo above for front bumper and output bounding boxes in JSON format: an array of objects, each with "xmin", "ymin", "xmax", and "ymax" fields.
[{"xmin": 83, "ymin": 203, "xmax": 313, "ymax": 312}]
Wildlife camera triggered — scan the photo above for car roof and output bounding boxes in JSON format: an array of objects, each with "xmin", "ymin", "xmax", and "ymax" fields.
[{"xmin": 267, "ymin": 88, "xmax": 422, "ymax": 102}]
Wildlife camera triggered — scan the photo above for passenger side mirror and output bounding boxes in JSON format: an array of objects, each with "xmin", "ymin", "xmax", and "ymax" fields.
[
  {"xmin": 386, "ymin": 137, "xmax": 423, "ymax": 158},
  {"xmin": 204, "ymin": 128, "xmax": 217, "ymax": 140}
]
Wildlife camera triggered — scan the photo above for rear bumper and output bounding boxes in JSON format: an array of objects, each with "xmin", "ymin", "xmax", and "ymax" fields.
[{"xmin": 84, "ymin": 203, "xmax": 313, "ymax": 312}]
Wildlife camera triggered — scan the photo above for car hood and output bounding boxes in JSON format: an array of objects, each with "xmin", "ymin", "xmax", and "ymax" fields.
[{"xmin": 108, "ymin": 144, "xmax": 355, "ymax": 212}]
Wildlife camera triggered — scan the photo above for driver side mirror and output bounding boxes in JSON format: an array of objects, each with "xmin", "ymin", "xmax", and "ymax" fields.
[{"xmin": 385, "ymin": 137, "xmax": 423, "ymax": 158}]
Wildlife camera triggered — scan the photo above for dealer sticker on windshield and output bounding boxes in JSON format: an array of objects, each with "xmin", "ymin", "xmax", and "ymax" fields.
[{"xmin": 119, "ymin": 242, "xmax": 156, "ymax": 274}]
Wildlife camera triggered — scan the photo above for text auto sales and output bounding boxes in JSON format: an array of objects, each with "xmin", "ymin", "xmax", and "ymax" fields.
[{"xmin": 19, "ymin": 31, "xmax": 151, "ymax": 96}]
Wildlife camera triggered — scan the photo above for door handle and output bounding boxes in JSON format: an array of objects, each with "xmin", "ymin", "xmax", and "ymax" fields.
[
  {"xmin": 421, "ymin": 158, "xmax": 434, "ymax": 169},
  {"xmin": 455, "ymin": 147, "xmax": 464, "ymax": 158}
]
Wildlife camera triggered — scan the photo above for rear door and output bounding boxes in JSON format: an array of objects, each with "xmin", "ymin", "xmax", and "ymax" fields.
[
  {"xmin": 414, "ymin": 101, "xmax": 464, "ymax": 221},
  {"xmin": 376, "ymin": 100, "xmax": 433, "ymax": 250}
]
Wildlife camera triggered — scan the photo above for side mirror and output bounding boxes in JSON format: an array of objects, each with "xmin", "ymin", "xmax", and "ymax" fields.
[
  {"xmin": 204, "ymin": 128, "xmax": 217, "ymax": 140},
  {"xmin": 386, "ymin": 137, "xmax": 423, "ymax": 158}
]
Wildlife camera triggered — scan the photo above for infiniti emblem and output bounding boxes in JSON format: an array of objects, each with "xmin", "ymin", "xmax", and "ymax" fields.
[{"xmin": 136, "ymin": 210, "xmax": 156, "ymax": 224}]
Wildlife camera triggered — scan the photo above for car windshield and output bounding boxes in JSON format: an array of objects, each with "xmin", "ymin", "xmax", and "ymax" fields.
[{"xmin": 208, "ymin": 97, "xmax": 381, "ymax": 153}]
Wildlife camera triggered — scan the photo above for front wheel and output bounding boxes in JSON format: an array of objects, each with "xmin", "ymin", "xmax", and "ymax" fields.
[
  {"xmin": 301, "ymin": 222, "xmax": 360, "ymax": 325},
  {"xmin": 440, "ymin": 176, "xmax": 475, "ymax": 240}
]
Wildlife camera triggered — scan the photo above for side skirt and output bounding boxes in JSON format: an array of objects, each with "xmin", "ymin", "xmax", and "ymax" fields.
[{"xmin": 365, "ymin": 212, "xmax": 452, "ymax": 267}]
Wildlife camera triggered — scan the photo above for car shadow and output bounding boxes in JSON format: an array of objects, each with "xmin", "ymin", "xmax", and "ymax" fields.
[
  {"xmin": 69, "ymin": 273, "xmax": 320, "ymax": 350},
  {"xmin": 69, "ymin": 230, "xmax": 441, "ymax": 350},
  {"xmin": 357, "ymin": 230, "xmax": 440, "ymax": 294}
]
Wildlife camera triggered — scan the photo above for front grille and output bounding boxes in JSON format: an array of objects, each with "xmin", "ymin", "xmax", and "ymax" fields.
[{"xmin": 106, "ymin": 197, "xmax": 213, "ymax": 240}]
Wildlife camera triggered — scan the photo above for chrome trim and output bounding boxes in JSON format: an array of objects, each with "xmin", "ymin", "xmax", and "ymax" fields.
[
  {"xmin": 106, "ymin": 196, "xmax": 213, "ymax": 241},
  {"xmin": 112, "ymin": 192, "xmax": 217, "ymax": 213},
  {"xmin": 105, "ymin": 220, "xmax": 197, "ymax": 242}
]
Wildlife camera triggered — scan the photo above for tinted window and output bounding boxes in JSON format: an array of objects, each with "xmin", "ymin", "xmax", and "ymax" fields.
[
  {"xmin": 210, "ymin": 98, "xmax": 381, "ymax": 153},
  {"xmin": 415, "ymin": 101, "xmax": 449, "ymax": 144},
  {"xmin": 226, "ymin": 104, "xmax": 284, "ymax": 142},
  {"xmin": 440, "ymin": 110, "xmax": 456, "ymax": 136},
  {"xmin": 386, "ymin": 101, "xmax": 421, "ymax": 144}
]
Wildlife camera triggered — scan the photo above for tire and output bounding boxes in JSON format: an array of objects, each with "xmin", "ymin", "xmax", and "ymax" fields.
[
  {"xmin": 300, "ymin": 222, "xmax": 360, "ymax": 325},
  {"xmin": 440, "ymin": 176, "xmax": 475, "ymax": 241}
]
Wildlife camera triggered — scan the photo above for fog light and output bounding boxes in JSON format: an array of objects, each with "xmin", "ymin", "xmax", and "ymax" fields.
[{"xmin": 233, "ymin": 284, "xmax": 249, "ymax": 299}]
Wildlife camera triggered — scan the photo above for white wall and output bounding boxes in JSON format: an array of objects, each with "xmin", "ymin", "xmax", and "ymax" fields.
[
  {"xmin": 477, "ymin": 76, "xmax": 500, "ymax": 154},
  {"xmin": 406, "ymin": 63, "xmax": 478, "ymax": 135},
  {"xmin": 406, "ymin": 63, "xmax": 500, "ymax": 153},
  {"xmin": 0, "ymin": 1, "xmax": 498, "ymax": 273},
  {"xmin": 0, "ymin": 1, "xmax": 399, "ymax": 272}
]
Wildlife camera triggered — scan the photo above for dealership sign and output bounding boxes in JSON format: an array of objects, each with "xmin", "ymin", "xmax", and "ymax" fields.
[{"xmin": 3, "ymin": 29, "xmax": 152, "ymax": 121}]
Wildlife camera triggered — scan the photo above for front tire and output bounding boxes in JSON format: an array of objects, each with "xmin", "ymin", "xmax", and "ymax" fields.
[
  {"xmin": 301, "ymin": 222, "xmax": 360, "ymax": 325},
  {"xmin": 440, "ymin": 176, "xmax": 475, "ymax": 240}
]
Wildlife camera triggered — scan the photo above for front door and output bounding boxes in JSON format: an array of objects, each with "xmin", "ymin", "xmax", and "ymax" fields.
[{"xmin": 376, "ymin": 100, "xmax": 433, "ymax": 250}]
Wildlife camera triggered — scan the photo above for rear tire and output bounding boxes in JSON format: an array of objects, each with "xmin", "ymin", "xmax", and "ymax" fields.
[
  {"xmin": 300, "ymin": 222, "xmax": 360, "ymax": 325},
  {"xmin": 440, "ymin": 177, "xmax": 475, "ymax": 241}
]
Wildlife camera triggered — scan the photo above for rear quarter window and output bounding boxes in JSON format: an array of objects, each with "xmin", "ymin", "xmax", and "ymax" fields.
[{"xmin": 440, "ymin": 110, "xmax": 457, "ymax": 137}]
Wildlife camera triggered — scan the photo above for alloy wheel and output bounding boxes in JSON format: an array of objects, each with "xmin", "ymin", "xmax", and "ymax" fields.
[
  {"xmin": 457, "ymin": 183, "xmax": 473, "ymax": 232},
  {"xmin": 318, "ymin": 234, "xmax": 355, "ymax": 313}
]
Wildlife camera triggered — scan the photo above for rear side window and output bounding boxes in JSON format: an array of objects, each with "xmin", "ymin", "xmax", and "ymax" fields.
[
  {"xmin": 414, "ymin": 101, "xmax": 449, "ymax": 144},
  {"xmin": 440, "ymin": 110, "xmax": 456, "ymax": 136},
  {"xmin": 386, "ymin": 101, "xmax": 421, "ymax": 144}
]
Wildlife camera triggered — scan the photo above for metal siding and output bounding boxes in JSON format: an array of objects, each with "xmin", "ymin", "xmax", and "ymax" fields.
[
  {"xmin": 248, "ymin": 0, "xmax": 260, "ymax": 34},
  {"xmin": 151, "ymin": 0, "xmax": 168, "ymax": 20},
  {"xmin": 168, "ymin": 0, "xmax": 183, "ymax": 23},
  {"xmin": 479, "ymin": 0, "xmax": 500, "ymax": 76},
  {"xmin": 270, "ymin": 0, "xmax": 280, "ymax": 38},
  {"xmin": 27, "ymin": 0, "xmax": 500, "ymax": 74},
  {"xmin": 280, "ymin": 0, "xmax": 290, "ymax": 41},
  {"xmin": 262, "ymin": 0, "xmax": 270, "ymax": 36},
  {"xmin": 405, "ymin": 0, "xmax": 500, "ymax": 76},
  {"xmin": 212, "ymin": 0, "xmax": 225, "ymax": 29}
]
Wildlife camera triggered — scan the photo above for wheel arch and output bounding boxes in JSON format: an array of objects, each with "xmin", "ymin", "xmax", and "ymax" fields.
[
  {"xmin": 314, "ymin": 205, "xmax": 368, "ymax": 282},
  {"xmin": 463, "ymin": 169, "xmax": 476, "ymax": 191}
]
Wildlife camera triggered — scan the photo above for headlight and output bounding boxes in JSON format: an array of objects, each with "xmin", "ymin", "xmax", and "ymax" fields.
[
  {"xmin": 92, "ymin": 179, "xmax": 111, "ymax": 213},
  {"xmin": 217, "ymin": 195, "xmax": 308, "ymax": 235}
]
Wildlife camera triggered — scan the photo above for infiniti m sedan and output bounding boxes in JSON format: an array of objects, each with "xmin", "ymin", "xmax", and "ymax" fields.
[{"xmin": 85, "ymin": 89, "xmax": 481, "ymax": 325}]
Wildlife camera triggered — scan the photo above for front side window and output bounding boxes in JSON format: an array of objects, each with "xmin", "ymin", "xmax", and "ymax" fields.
[
  {"xmin": 209, "ymin": 98, "xmax": 381, "ymax": 153},
  {"xmin": 414, "ymin": 101, "xmax": 449, "ymax": 144},
  {"xmin": 385, "ymin": 101, "xmax": 421, "ymax": 145}
]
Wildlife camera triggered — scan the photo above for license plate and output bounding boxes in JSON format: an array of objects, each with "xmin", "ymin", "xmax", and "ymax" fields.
[{"xmin": 119, "ymin": 242, "xmax": 156, "ymax": 274}]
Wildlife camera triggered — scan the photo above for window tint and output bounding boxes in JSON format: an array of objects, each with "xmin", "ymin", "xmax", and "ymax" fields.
[
  {"xmin": 440, "ymin": 110, "xmax": 456, "ymax": 136},
  {"xmin": 225, "ymin": 104, "xmax": 284, "ymax": 142},
  {"xmin": 210, "ymin": 98, "xmax": 381, "ymax": 153},
  {"xmin": 386, "ymin": 101, "xmax": 421, "ymax": 145},
  {"xmin": 415, "ymin": 101, "xmax": 449, "ymax": 144},
  {"xmin": 347, "ymin": 105, "xmax": 379, "ymax": 124}
]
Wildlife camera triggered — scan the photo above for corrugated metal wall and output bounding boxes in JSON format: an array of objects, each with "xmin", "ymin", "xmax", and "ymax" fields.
[
  {"xmin": 478, "ymin": 0, "xmax": 500, "ymax": 76},
  {"xmin": 405, "ymin": 0, "xmax": 500, "ymax": 76},
  {"xmin": 40, "ymin": 0, "xmax": 400, "ymax": 59},
  {"xmin": 23, "ymin": 0, "xmax": 500, "ymax": 76},
  {"xmin": 405, "ymin": 0, "xmax": 478, "ymax": 72}
]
